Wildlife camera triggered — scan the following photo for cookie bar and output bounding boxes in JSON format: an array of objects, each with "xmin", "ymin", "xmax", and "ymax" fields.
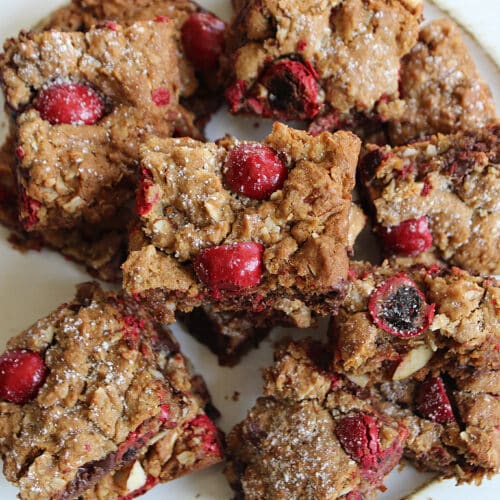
[
  {"xmin": 359, "ymin": 125, "xmax": 500, "ymax": 275},
  {"xmin": 122, "ymin": 122, "xmax": 360, "ymax": 326},
  {"xmin": 387, "ymin": 19, "xmax": 496, "ymax": 145},
  {"xmin": 223, "ymin": 0, "xmax": 421, "ymax": 126},
  {"xmin": 373, "ymin": 368, "xmax": 500, "ymax": 483},
  {"xmin": 0, "ymin": 283, "xmax": 223, "ymax": 499},
  {"xmin": 179, "ymin": 203, "xmax": 367, "ymax": 366},
  {"xmin": 85, "ymin": 335, "xmax": 223, "ymax": 499},
  {"xmin": 41, "ymin": 0, "xmax": 226, "ymax": 124},
  {"xmin": 331, "ymin": 261, "xmax": 499, "ymax": 383},
  {"xmin": 330, "ymin": 261, "xmax": 500, "ymax": 481},
  {"xmin": 0, "ymin": 19, "xmax": 197, "ymax": 232},
  {"xmin": 0, "ymin": 131, "xmax": 126, "ymax": 282},
  {"xmin": 225, "ymin": 340, "xmax": 408, "ymax": 499}
]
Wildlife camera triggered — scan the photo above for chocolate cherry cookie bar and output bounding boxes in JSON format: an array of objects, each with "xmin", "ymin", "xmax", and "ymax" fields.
[
  {"xmin": 225, "ymin": 340, "xmax": 408, "ymax": 499},
  {"xmin": 330, "ymin": 261, "xmax": 499, "ymax": 482},
  {"xmin": 0, "ymin": 19, "xmax": 196, "ymax": 232},
  {"xmin": 180, "ymin": 203, "xmax": 367, "ymax": 366},
  {"xmin": 359, "ymin": 125, "xmax": 500, "ymax": 275},
  {"xmin": 0, "ymin": 283, "xmax": 223, "ymax": 500},
  {"xmin": 122, "ymin": 122, "xmax": 360, "ymax": 326},
  {"xmin": 223, "ymin": 0, "xmax": 421, "ymax": 128},
  {"xmin": 387, "ymin": 18, "xmax": 496, "ymax": 146},
  {"xmin": 42, "ymin": 0, "xmax": 226, "ymax": 124}
]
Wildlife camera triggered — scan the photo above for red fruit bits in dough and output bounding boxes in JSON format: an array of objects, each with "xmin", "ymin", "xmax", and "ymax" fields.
[
  {"xmin": 417, "ymin": 376, "xmax": 455, "ymax": 423},
  {"xmin": 34, "ymin": 82, "xmax": 105, "ymax": 125},
  {"xmin": 194, "ymin": 242, "xmax": 264, "ymax": 292},
  {"xmin": 225, "ymin": 143, "xmax": 287, "ymax": 200},
  {"xmin": 380, "ymin": 216, "xmax": 433, "ymax": 256},
  {"xmin": 368, "ymin": 274, "xmax": 435, "ymax": 337},
  {"xmin": 0, "ymin": 349, "xmax": 47, "ymax": 404},
  {"xmin": 181, "ymin": 13, "xmax": 225, "ymax": 72}
]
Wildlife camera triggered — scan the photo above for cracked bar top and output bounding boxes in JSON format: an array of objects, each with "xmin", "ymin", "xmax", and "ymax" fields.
[
  {"xmin": 0, "ymin": 20, "xmax": 198, "ymax": 232},
  {"xmin": 223, "ymin": 0, "xmax": 421, "ymax": 123},
  {"xmin": 359, "ymin": 125, "xmax": 500, "ymax": 275},
  {"xmin": 387, "ymin": 18, "xmax": 496, "ymax": 146},
  {"xmin": 122, "ymin": 122, "xmax": 360, "ymax": 327},
  {"xmin": 225, "ymin": 340, "xmax": 408, "ymax": 499},
  {"xmin": 0, "ymin": 283, "xmax": 199, "ymax": 500},
  {"xmin": 331, "ymin": 261, "xmax": 499, "ymax": 385}
]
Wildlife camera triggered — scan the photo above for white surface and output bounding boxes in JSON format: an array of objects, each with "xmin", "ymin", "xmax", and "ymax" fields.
[{"xmin": 0, "ymin": 1, "xmax": 499, "ymax": 499}]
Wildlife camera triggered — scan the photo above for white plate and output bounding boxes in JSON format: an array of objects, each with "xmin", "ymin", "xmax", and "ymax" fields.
[{"xmin": 0, "ymin": 1, "xmax": 498, "ymax": 499}]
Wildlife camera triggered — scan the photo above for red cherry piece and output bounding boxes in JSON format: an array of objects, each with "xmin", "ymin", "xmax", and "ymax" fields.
[
  {"xmin": 184, "ymin": 414, "xmax": 221, "ymax": 455},
  {"xmin": 417, "ymin": 376, "xmax": 455, "ymax": 423},
  {"xmin": 151, "ymin": 87, "xmax": 171, "ymax": 106},
  {"xmin": 0, "ymin": 349, "xmax": 47, "ymax": 403},
  {"xmin": 335, "ymin": 413, "xmax": 380, "ymax": 471},
  {"xmin": 34, "ymin": 82, "xmax": 105, "ymax": 125},
  {"xmin": 194, "ymin": 242, "xmax": 264, "ymax": 293},
  {"xmin": 181, "ymin": 12, "xmax": 225, "ymax": 72},
  {"xmin": 159, "ymin": 404, "xmax": 170, "ymax": 422},
  {"xmin": 368, "ymin": 274, "xmax": 435, "ymax": 337},
  {"xmin": 15, "ymin": 146, "xmax": 25, "ymax": 160},
  {"xmin": 20, "ymin": 190, "xmax": 41, "ymax": 230},
  {"xmin": 258, "ymin": 58, "xmax": 320, "ymax": 120},
  {"xmin": 380, "ymin": 216, "xmax": 433, "ymax": 256},
  {"xmin": 224, "ymin": 143, "xmax": 287, "ymax": 200},
  {"xmin": 135, "ymin": 168, "xmax": 159, "ymax": 216},
  {"xmin": 226, "ymin": 79, "xmax": 247, "ymax": 113}
]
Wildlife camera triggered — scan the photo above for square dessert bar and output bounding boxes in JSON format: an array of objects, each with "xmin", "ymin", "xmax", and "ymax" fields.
[
  {"xmin": 122, "ymin": 122, "xmax": 360, "ymax": 326},
  {"xmin": 42, "ymin": 0, "xmax": 227, "ymax": 124},
  {"xmin": 359, "ymin": 125, "xmax": 500, "ymax": 275},
  {"xmin": 0, "ymin": 132, "xmax": 127, "ymax": 282},
  {"xmin": 387, "ymin": 18, "xmax": 496, "ymax": 146},
  {"xmin": 223, "ymin": 0, "xmax": 421, "ymax": 125},
  {"xmin": 330, "ymin": 261, "xmax": 499, "ymax": 482},
  {"xmin": 0, "ymin": 283, "xmax": 223, "ymax": 500},
  {"xmin": 0, "ymin": 19, "xmax": 197, "ymax": 232},
  {"xmin": 179, "ymin": 203, "xmax": 367, "ymax": 366},
  {"xmin": 225, "ymin": 340, "xmax": 408, "ymax": 499}
]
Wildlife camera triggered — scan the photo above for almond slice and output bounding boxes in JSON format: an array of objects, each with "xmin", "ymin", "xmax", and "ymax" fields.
[
  {"xmin": 125, "ymin": 461, "xmax": 147, "ymax": 493},
  {"xmin": 392, "ymin": 344, "xmax": 433, "ymax": 381}
]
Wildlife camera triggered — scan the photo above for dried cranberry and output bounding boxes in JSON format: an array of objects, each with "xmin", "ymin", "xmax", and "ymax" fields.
[
  {"xmin": 181, "ymin": 12, "xmax": 225, "ymax": 72},
  {"xmin": 380, "ymin": 216, "xmax": 433, "ymax": 256},
  {"xmin": 417, "ymin": 376, "xmax": 455, "ymax": 423},
  {"xmin": 224, "ymin": 143, "xmax": 287, "ymax": 199},
  {"xmin": 258, "ymin": 58, "xmax": 320, "ymax": 120},
  {"xmin": 34, "ymin": 82, "xmax": 105, "ymax": 125},
  {"xmin": 335, "ymin": 413, "xmax": 380, "ymax": 470},
  {"xmin": 194, "ymin": 242, "xmax": 264, "ymax": 293},
  {"xmin": 368, "ymin": 274, "xmax": 435, "ymax": 337},
  {"xmin": 0, "ymin": 349, "xmax": 47, "ymax": 403}
]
